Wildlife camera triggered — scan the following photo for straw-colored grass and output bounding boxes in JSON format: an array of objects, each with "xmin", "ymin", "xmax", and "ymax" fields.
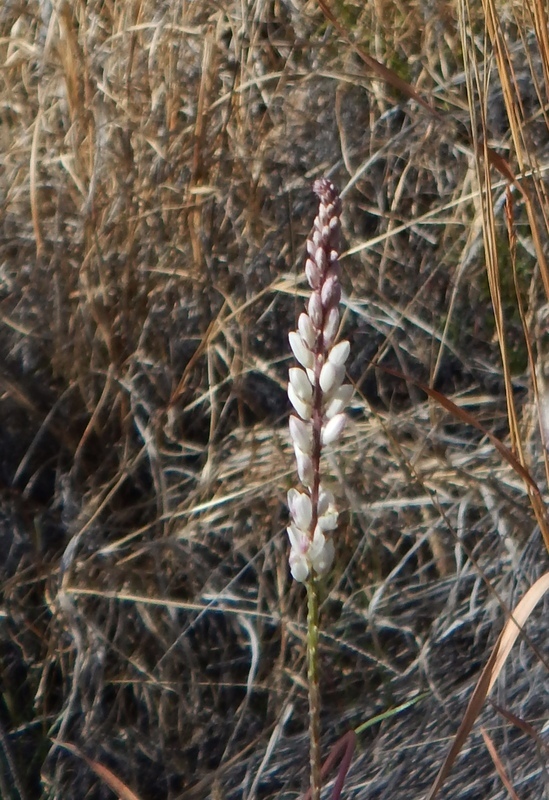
[{"xmin": 0, "ymin": 1, "xmax": 547, "ymax": 798}]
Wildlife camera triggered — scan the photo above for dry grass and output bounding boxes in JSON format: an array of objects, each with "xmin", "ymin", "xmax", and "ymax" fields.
[{"xmin": 0, "ymin": 1, "xmax": 548, "ymax": 798}]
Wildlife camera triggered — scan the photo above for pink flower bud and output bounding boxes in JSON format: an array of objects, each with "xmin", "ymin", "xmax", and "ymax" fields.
[
  {"xmin": 321, "ymin": 274, "xmax": 341, "ymax": 308},
  {"xmin": 315, "ymin": 246, "xmax": 327, "ymax": 274},
  {"xmin": 305, "ymin": 258, "xmax": 322, "ymax": 289},
  {"xmin": 308, "ymin": 292, "xmax": 323, "ymax": 328}
]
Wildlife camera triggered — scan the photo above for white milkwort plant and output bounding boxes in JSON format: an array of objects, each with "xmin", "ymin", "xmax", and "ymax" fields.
[
  {"xmin": 287, "ymin": 178, "xmax": 352, "ymax": 584},
  {"xmin": 286, "ymin": 179, "xmax": 352, "ymax": 800}
]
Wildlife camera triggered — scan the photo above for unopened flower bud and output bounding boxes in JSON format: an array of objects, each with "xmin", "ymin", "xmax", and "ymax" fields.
[
  {"xmin": 298, "ymin": 313, "xmax": 316, "ymax": 349},
  {"xmin": 324, "ymin": 384, "xmax": 354, "ymax": 419},
  {"xmin": 289, "ymin": 367, "xmax": 313, "ymax": 401},
  {"xmin": 319, "ymin": 361, "xmax": 345, "ymax": 395},
  {"xmin": 308, "ymin": 292, "xmax": 323, "ymax": 328},
  {"xmin": 288, "ymin": 383, "xmax": 312, "ymax": 420},
  {"xmin": 321, "ymin": 274, "xmax": 341, "ymax": 308},
  {"xmin": 328, "ymin": 340, "xmax": 350, "ymax": 366},
  {"xmin": 289, "ymin": 331, "xmax": 314, "ymax": 369},
  {"xmin": 321, "ymin": 413, "xmax": 346, "ymax": 445},
  {"xmin": 289, "ymin": 415, "xmax": 313, "ymax": 454},
  {"xmin": 305, "ymin": 258, "xmax": 322, "ymax": 289},
  {"xmin": 322, "ymin": 307, "xmax": 340, "ymax": 349}
]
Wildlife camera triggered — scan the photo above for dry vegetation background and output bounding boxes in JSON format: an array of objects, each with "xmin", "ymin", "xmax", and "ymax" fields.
[{"xmin": 1, "ymin": 1, "xmax": 548, "ymax": 798}]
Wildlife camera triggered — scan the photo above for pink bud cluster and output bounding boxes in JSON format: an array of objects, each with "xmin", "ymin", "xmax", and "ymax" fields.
[{"xmin": 287, "ymin": 179, "xmax": 352, "ymax": 583}]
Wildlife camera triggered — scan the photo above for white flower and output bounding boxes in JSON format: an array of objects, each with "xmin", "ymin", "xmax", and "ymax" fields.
[
  {"xmin": 298, "ymin": 313, "xmax": 316, "ymax": 349},
  {"xmin": 295, "ymin": 445, "xmax": 314, "ymax": 487},
  {"xmin": 322, "ymin": 307, "xmax": 340, "ymax": 348},
  {"xmin": 311, "ymin": 536, "xmax": 335, "ymax": 576},
  {"xmin": 319, "ymin": 361, "xmax": 345, "ymax": 395},
  {"xmin": 289, "ymin": 367, "xmax": 313, "ymax": 401},
  {"xmin": 289, "ymin": 415, "xmax": 313, "ymax": 454},
  {"xmin": 288, "ymin": 384, "xmax": 311, "ymax": 420},
  {"xmin": 328, "ymin": 340, "xmax": 350, "ymax": 366},
  {"xmin": 287, "ymin": 488, "xmax": 312, "ymax": 530},
  {"xmin": 321, "ymin": 413, "xmax": 346, "ymax": 446},
  {"xmin": 286, "ymin": 524, "xmax": 335, "ymax": 582},
  {"xmin": 317, "ymin": 487, "xmax": 338, "ymax": 531},
  {"xmin": 324, "ymin": 384, "xmax": 354, "ymax": 419},
  {"xmin": 289, "ymin": 331, "xmax": 314, "ymax": 369},
  {"xmin": 287, "ymin": 526, "xmax": 311, "ymax": 582}
]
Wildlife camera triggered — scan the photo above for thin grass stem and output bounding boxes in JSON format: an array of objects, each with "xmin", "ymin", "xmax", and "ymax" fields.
[{"xmin": 307, "ymin": 577, "xmax": 322, "ymax": 800}]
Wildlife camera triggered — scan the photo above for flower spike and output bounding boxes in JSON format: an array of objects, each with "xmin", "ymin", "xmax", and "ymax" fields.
[{"xmin": 286, "ymin": 179, "xmax": 352, "ymax": 582}]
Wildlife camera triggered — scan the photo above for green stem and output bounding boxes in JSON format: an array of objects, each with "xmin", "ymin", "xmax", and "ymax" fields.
[{"xmin": 307, "ymin": 577, "xmax": 321, "ymax": 800}]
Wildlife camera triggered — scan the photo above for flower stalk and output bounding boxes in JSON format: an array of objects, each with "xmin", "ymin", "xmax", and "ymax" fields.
[{"xmin": 287, "ymin": 179, "xmax": 351, "ymax": 800}]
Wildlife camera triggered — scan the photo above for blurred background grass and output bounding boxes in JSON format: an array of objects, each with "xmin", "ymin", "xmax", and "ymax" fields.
[{"xmin": 0, "ymin": 1, "xmax": 548, "ymax": 798}]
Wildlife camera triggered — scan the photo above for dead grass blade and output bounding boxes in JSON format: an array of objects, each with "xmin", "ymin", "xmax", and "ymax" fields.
[
  {"xmin": 426, "ymin": 571, "xmax": 549, "ymax": 800},
  {"xmin": 489, "ymin": 701, "xmax": 549, "ymax": 759},
  {"xmin": 480, "ymin": 727, "xmax": 521, "ymax": 800},
  {"xmin": 459, "ymin": 0, "xmax": 549, "ymax": 552},
  {"xmin": 301, "ymin": 730, "xmax": 356, "ymax": 800},
  {"xmin": 52, "ymin": 741, "xmax": 144, "ymax": 800},
  {"xmin": 483, "ymin": 0, "xmax": 549, "ymax": 302},
  {"xmin": 378, "ymin": 364, "xmax": 542, "ymax": 495}
]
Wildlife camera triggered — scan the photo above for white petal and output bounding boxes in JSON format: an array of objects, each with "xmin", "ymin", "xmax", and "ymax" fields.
[
  {"xmin": 295, "ymin": 446, "xmax": 314, "ymax": 487},
  {"xmin": 288, "ymin": 383, "xmax": 312, "ymax": 420},
  {"xmin": 289, "ymin": 550, "xmax": 310, "ymax": 582},
  {"xmin": 289, "ymin": 368, "xmax": 313, "ymax": 401},
  {"xmin": 317, "ymin": 487, "xmax": 335, "ymax": 515},
  {"xmin": 289, "ymin": 331, "xmax": 314, "ymax": 369},
  {"xmin": 322, "ymin": 413, "xmax": 346, "ymax": 445},
  {"xmin": 322, "ymin": 307, "xmax": 339, "ymax": 348},
  {"xmin": 319, "ymin": 361, "xmax": 344, "ymax": 395},
  {"xmin": 287, "ymin": 524, "xmax": 308, "ymax": 553},
  {"xmin": 328, "ymin": 340, "xmax": 350, "ymax": 367},
  {"xmin": 288, "ymin": 489, "xmax": 312, "ymax": 531},
  {"xmin": 308, "ymin": 528, "xmax": 326, "ymax": 561},
  {"xmin": 289, "ymin": 415, "xmax": 313, "ymax": 454},
  {"xmin": 317, "ymin": 510, "xmax": 338, "ymax": 531},
  {"xmin": 298, "ymin": 313, "xmax": 316, "ymax": 349},
  {"xmin": 324, "ymin": 384, "xmax": 353, "ymax": 419},
  {"xmin": 312, "ymin": 537, "xmax": 335, "ymax": 576}
]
